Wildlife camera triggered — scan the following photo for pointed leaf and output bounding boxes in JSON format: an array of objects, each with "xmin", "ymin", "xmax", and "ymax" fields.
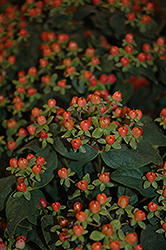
[{"xmin": 0, "ymin": 175, "xmax": 15, "ymax": 211}]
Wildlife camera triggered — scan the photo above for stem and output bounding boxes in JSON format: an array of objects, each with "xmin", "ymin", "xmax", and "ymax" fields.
[
  {"xmin": 162, "ymin": 151, "xmax": 166, "ymax": 160},
  {"xmin": 63, "ymin": 158, "xmax": 70, "ymax": 169},
  {"xmin": 106, "ymin": 210, "xmax": 114, "ymax": 220},
  {"xmin": 68, "ymin": 177, "xmax": 75, "ymax": 183},
  {"xmin": 18, "ymin": 224, "xmax": 32, "ymax": 230},
  {"xmin": 88, "ymin": 222, "xmax": 101, "ymax": 227},
  {"xmin": 134, "ymin": 197, "xmax": 148, "ymax": 207}
]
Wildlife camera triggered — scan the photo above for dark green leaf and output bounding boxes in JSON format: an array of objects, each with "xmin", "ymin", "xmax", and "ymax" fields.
[
  {"xmin": 101, "ymin": 140, "xmax": 162, "ymax": 169},
  {"xmin": 109, "ymin": 12, "xmax": 126, "ymax": 39},
  {"xmin": 111, "ymin": 167, "xmax": 156, "ymax": 198},
  {"xmin": 6, "ymin": 189, "xmax": 40, "ymax": 237},
  {"xmin": 0, "ymin": 175, "xmax": 15, "ymax": 211}
]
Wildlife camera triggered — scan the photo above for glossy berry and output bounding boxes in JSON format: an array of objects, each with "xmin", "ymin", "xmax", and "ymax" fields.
[
  {"xmin": 109, "ymin": 240, "xmax": 120, "ymax": 250},
  {"xmin": 117, "ymin": 195, "xmax": 129, "ymax": 208},
  {"xmin": 148, "ymin": 202, "xmax": 158, "ymax": 212},
  {"xmin": 110, "ymin": 46, "xmax": 119, "ymax": 56},
  {"xmin": 106, "ymin": 135, "xmax": 115, "ymax": 145},
  {"xmin": 27, "ymin": 87, "xmax": 36, "ymax": 96},
  {"xmin": 26, "ymin": 154, "xmax": 35, "ymax": 161},
  {"xmin": 78, "ymin": 180, "xmax": 88, "ymax": 191},
  {"xmin": 161, "ymin": 108, "xmax": 166, "ymax": 117},
  {"xmin": 90, "ymin": 93, "xmax": 101, "ymax": 104},
  {"xmin": 71, "ymin": 138, "xmax": 82, "ymax": 149},
  {"xmin": 77, "ymin": 97, "xmax": 86, "ymax": 107},
  {"xmin": 59, "ymin": 232, "xmax": 69, "ymax": 242},
  {"xmin": 17, "ymin": 183, "xmax": 26, "ymax": 192},
  {"xmin": 48, "ymin": 99, "xmax": 56, "ymax": 108},
  {"xmin": 125, "ymin": 33, "xmax": 134, "ymax": 43},
  {"xmin": 137, "ymin": 53, "xmax": 146, "ymax": 62},
  {"xmin": 58, "ymin": 80, "xmax": 66, "ymax": 89},
  {"xmin": 89, "ymin": 200, "xmax": 101, "ymax": 213},
  {"xmin": 83, "ymin": 70, "xmax": 93, "ymax": 80},
  {"xmin": 73, "ymin": 225, "xmax": 84, "ymax": 236},
  {"xmin": 52, "ymin": 202, "xmax": 61, "ymax": 212},
  {"xmin": 38, "ymin": 198, "xmax": 47, "ymax": 208},
  {"xmin": 10, "ymin": 158, "xmax": 18, "ymax": 168},
  {"xmin": 99, "ymin": 172, "xmax": 110, "ymax": 184},
  {"xmin": 37, "ymin": 115, "xmax": 46, "ymax": 125},
  {"xmin": 121, "ymin": 57, "xmax": 129, "ymax": 66},
  {"xmin": 7, "ymin": 119, "xmax": 17, "ymax": 129},
  {"xmin": 0, "ymin": 242, "xmax": 7, "ymax": 250},
  {"xmin": 7, "ymin": 140, "xmax": 17, "ymax": 151},
  {"xmin": 68, "ymin": 41, "xmax": 78, "ymax": 51},
  {"xmin": 80, "ymin": 120, "xmax": 90, "ymax": 131},
  {"xmin": 141, "ymin": 14, "xmax": 151, "ymax": 25},
  {"xmin": 18, "ymin": 128, "xmax": 27, "ymax": 137},
  {"xmin": 36, "ymin": 156, "xmax": 45, "ymax": 165},
  {"xmin": 163, "ymin": 188, "xmax": 166, "ymax": 198},
  {"xmin": 125, "ymin": 45, "xmax": 133, "ymax": 54},
  {"xmin": 59, "ymin": 218, "xmax": 68, "ymax": 227},
  {"xmin": 102, "ymin": 224, "xmax": 113, "ymax": 237},
  {"xmin": 99, "ymin": 116, "xmax": 110, "ymax": 128},
  {"xmin": 135, "ymin": 210, "xmax": 146, "ymax": 221},
  {"xmin": 125, "ymin": 232, "xmax": 137, "ymax": 245},
  {"xmin": 74, "ymin": 202, "xmax": 83, "ymax": 213},
  {"xmin": 91, "ymin": 242, "xmax": 102, "ymax": 250},
  {"xmin": 133, "ymin": 244, "xmax": 143, "ymax": 250},
  {"xmin": 129, "ymin": 110, "xmax": 137, "ymax": 119},
  {"xmin": 63, "ymin": 119, "xmax": 74, "ymax": 131},
  {"xmin": 132, "ymin": 127, "xmax": 143, "ymax": 138},
  {"xmin": 118, "ymin": 126, "xmax": 128, "ymax": 137},
  {"xmin": 127, "ymin": 13, "xmax": 135, "ymax": 21},
  {"xmin": 97, "ymin": 193, "xmax": 107, "ymax": 204},
  {"xmin": 142, "ymin": 43, "xmax": 151, "ymax": 53},
  {"xmin": 157, "ymin": 37, "xmax": 165, "ymax": 46},
  {"xmin": 18, "ymin": 158, "xmax": 28, "ymax": 169},
  {"xmin": 115, "ymin": 108, "xmax": 123, "ymax": 118},
  {"xmin": 63, "ymin": 111, "xmax": 71, "ymax": 120},
  {"xmin": 112, "ymin": 91, "xmax": 122, "ymax": 102},
  {"xmin": 76, "ymin": 211, "xmax": 86, "ymax": 222},
  {"xmin": 58, "ymin": 168, "xmax": 68, "ymax": 178},
  {"xmin": 85, "ymin": 47, "xmax": 95, "ymax": 57},
  {"xmin": 15, "ymin": 239, "xmax": 25, "ymax": 249},
  {"xmin": 32, "ymin": 164, "xmax": 42, "ymax": 174},
  {"xmin": 136, "ymin": 109, "xmax": 143, "ymax": 120},
  {"xmin": 40, "ymin": 131, "xmax": 48, "ymax": 139},
  {"xmin": 146, "ymin": 172, "xmax": 156, "ymax": 182},
  {"xmin": 162, "ymin": 222, "xmax": 166, "ymax": 231}
]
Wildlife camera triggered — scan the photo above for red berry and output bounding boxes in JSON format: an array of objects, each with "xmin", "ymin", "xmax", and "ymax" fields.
[
  {"xmin": 132, "ymin": 127, "xmax": 143, "ymax": 138},
  {"xmin": 57, "ymin": 33, "xmax": 69, "ymax": 43},
  {"xmin": 77, "ymin": 97, "xmax": 86, "ymax": 107},
  {"xmin": 28, "ymin": 66, "xmax": 37, "ymax": 76},
  {"xmin": 163, "ymin": 188, "xmax": 166, "ymax": 198},
  {"xmin": 26, "ymin": 153, "xmax": 35, "ymax": 161},
  {"xmin": 39, "ymin": 58, "xmax": 48, "ymax": 68},
  {"xmin": 66, "ymin": 66, "xmax": 75, "ymax": 75},
  {"xmin": 137, "ymin": 53, "xmax": 146, "ymax": 62},
  {"xmin": 146, "ymin": 2, "xmax": 154, "ymax": 11},
  {"xmin": 92, "ymin": 0, "xmax": 101, "ymax": 4},
  {"xmin": 148, "ymin": 202, "xmax": 158, "ymax": 212},
  {"xmin": 146, "ymin": 172, "xmax": 156, "ymax": 182},
  {"xmin": 80, "ymin": 120, "xmax": 90, "ymax": 131},
  {"xmin": 19, "ymin": 28, "xmax": 27, "ymax": 37},
  {"xmin": 99, "ymin": 172, "xmax": 110, "ymax": 184},
  {"xmin": 63, "ymin": 119, "xmax": 74, "ymax": 131},
  {"xmin": 129, "ymin": 110, "xmax": 137, "ymax": 119},
  {"xmin": 157, "ymin": 37, "xmax": 165, "ymax": 46},
  {"xmin": 59, "ymin": 218, "xmax": 68, "ymax": 227},
  {"xmin": 7, "ymin": 119, "xmax": 17, "ymax": 129},
  {"xmin": 32, "ymin": 164, "xmax": 42, "ymax": 174},
  {"xmin": 83, "ymin": 70, "xmax": 93, "ymax": 81},
  {"xmin": 52, "ymin": 202, "xmax": 61, "ymax": 211},
  {"xmin": 41, "ymin": 75, "xmax": 50, "ymax": 85},
  {"xmin": 142, "ymin": 43, "xmax": 151, "ymax": 53},
  {"xmin": 73, "ymin": 225, "xmax": 84, "ymax": 236},
  {"xmin": 15, "ymin": 239, "xmax": 25, "ymax": 249},
  {"xmin": 122, "ymin": 0, "xmax": 129, "ymax": 6},
  {"xmin": 53, "ymin": 0, "xmax": 62, "ymax": 7},
  {"xmin": 118, "ymin": 126, "xmax": 128, "ymax": 137},
  {"xmin": 117, "ymin": 195, "xmax": 129, "ymax": 208},
  {"xmin": 70, "ymin": 96, "xmax": 78, "ymax": 106},
  {"xmin": 121, "ymin": 57, "xmax": 130, "ymax": 66},
  {"xmin": 91, "ymin": 57, "xmax": 100, "ymax": 65},
  {"xmin": 125, "ymin": 33, "xmax": 134, "ymax": 43},
  {"xmin": 7, "ymin": 141, "xmax": 17, "ymax": 151},
  {"xmin": 133, "ymin": 244, "xmax": 143, "ymax": 250},
  {"xmin": 17, "ymin": 183, "xmax": 26, "ymax": 192},
  {"xmin": 27, "ymin": 125, "xmax": 36, "ymax": 135},
  {"xmin": 38, "ymin": 198, "xmax": 47, "ymax": 208},
  {"xmin": 90, "ymin": 93, "xmax": 101, "ymax": 104},
  {"xmin": 106, "ymin": 135, "xmax": 115, "ymax": 145},
  {"xmin": 74, "ymin": 202, "xmax": 83, "ymax": 213},
  {"xmin": 125, "ymin": 232, "xmax": 137, "ymax": 245},
  {"xmin": 161, "ymin": 108, "xmax": 166, "ymax": 117},
  {"xmin": 91, "ymin": 242, "xmax": 102, "ymax": 250},
  {"xmin": 85, "ymin": 47, "xmax": 95, "ymax": 57},
  {"xmin": 127, "ymin": 13, "xmax": 135, "ymax": 21},
  {"xmin": 125, "ymin": 45, "xmax": 133, "ymax": 54},
  {"xmin": 57, "ymin": 79, "xmax": 66, "ymax": 89},
  {"xmin": 112, "ymin": 91, "xmax": 122, "ymax": 102},
  {"xmin": 162, "ymin": 222, "xmax": 166, "ymax": 231},
  {"xmin": 18, "ymin": 128, "xmax": 27, "ymax": 137},
  {"xmin": 10, "ymin": 158, "xmax": 18, "ymax": 168},
  {"xmin": 37, "ymin": 115, "xmax": 46, "ymax": 125},
  {"xmin": 18, "ymin": 158, "xmax": 28, "ymax": 169},
  {"xmin": 16, "ymin": 235, "xmax": 26, "ymax": 242},
  {"xmin": 141, "ymin": 14, "xmax": 151, "ymax": 25},
  {"xmin": 99, "ymin": 116, "xmax": 110, "ymax": 128},
  {"xmin": 110, "ymin": 46, "xmax": 119, "ymax": 56},
  {"xmin": 89, "ymin": 200, "xmax": 101, "ymax": 213},
  {"xmin": 48, "ymin": 98, "xmax": 56, "ymax": 108},
  {"xmin": 99, "ymin": 74, "xmax": 108, "ymax": 84},
  {"xmin": 51, "ymin": 42, "xmax": 61, "ymax": 53},
  {"xmin": 76, "ymin": 211, "xmax": 86, "ymax": 222},
  {"xmin": 108, "ymin": 74, "xmax": 116, "ymax": 84},
  {"xmin": 102, "ymin": 224, "xmax": 113, "ymax": 236},
  {"xmin": 110, "ymin": 241, "xmax": 120, "ymax": 250},
  {"xmin": 134, "ymin": 210, "xmax": 146, "ymax": 221},
  {"xmin": 59, "ymin": 232, "xmax": 69, "ymax": 242},
  {"xmin": 115, "ymin": 108, "xmax": 123, "ymax": 118},
  {"xmin": 0, "ymin": 242, "xmax": 7, "ymax": 250},
  {"xmin": 63, "ymin": 111, "xmax": 71, "ymax": 120},
  {"xmin": 71, "ymin": 138, "xmax": 82, "ymax": 149},
  {"xmin": 58, "ymin": 168, "xmax": 68, "ymax": 179},
  {"xmin": 40, "ymin": 131, "xmax": 48, "ymax": 139},
  {"xmin": 136, "ymin": 109, "xmax": 142, "ymax": 120},
  {"xmin": 78, "ymin": 180, "xmax": 88, "ymax": 191},
  {"xmin": 36, "ymin": 156, "xmax": 45, "ymax": 165},
  {"xmin": 97, "ymin": 193, "xmax": 107, "ymax": 204}
]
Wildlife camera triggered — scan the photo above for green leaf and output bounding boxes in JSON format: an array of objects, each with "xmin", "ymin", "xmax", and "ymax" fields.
[
  {"xmin": 110, "ymin": 220, "xmax": 121, "ymax": 231},
  {"xmin": 101, "ymin": 141, "xmax": 162, "ymax": 169},
  {"xmin": 34, "ymin": 144, "xmax": 58, "ymax": 189},
  {"xmin": 141, "ymin": 224, "xmax": 166, "ymax": 250},
  {"xmin": 142, "ymin": 116, "xmax": 166, "ymax": 146},
  {"xmin": 90, "ymin": 230, "xmax": 105, "ymax": 241},
  {"xmin": 53, "ymin": 136, "xmax": 98, "ymax": 163},
  {"xmin": 0, "ymin": 175, "xmax": 15, "ymax": 211},
  {"xmin": 41, "ymin": 215, "xmax": 58, "ymax": 250},
  {"xmin": 6, "ymin": 189, "xmax": 40, "ymax": 237},
  {"xmin": 91, "ymin": 117, "xmax": 99, "ymax": 127},
  {"xmin": 109, "ymin": 12, "xmax": 126, "ymax": 39},
  {"xmin": 20, "ymin": 139, "xmax": 43, "ymax": 154},
  {"xmin": 111, "ymin": 167, "xmax": 156, "ymax": 198},
  {"xmin": 92, "ymin": 128, "xmax": 103, "ymax": 138}
]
